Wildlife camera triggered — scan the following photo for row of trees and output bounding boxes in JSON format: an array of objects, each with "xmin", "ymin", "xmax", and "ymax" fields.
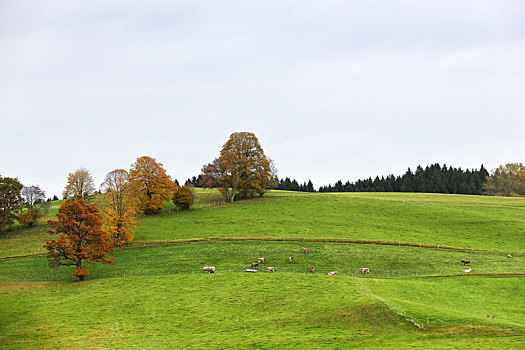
[
  {"xmin": 43, "ymin": 132, "xmax": 275, "ymax": 281},
  {"xmin": 0, "ymin": 175, "xmax": 50, "ymax": 230},
  {"xmin": 275, "ymin": 177, "xmax": 315, "ymax": 192},
  {"xmin": 44, "ymin": 156, "xmax": 197, "ymax": 281},
  {"xmin": 318, "ymin": 164, "xmax": 490, "ymax": 195}
]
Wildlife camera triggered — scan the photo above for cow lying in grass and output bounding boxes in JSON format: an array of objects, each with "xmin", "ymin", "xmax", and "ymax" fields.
[
  {"xmin": 463, "ymin": 268, "xmax": 472, "ymax": 273},
  {"xmin": 308, "ymin": 265, "xmax": 315, "ymax": 272},
  {"xmin": 258, "ymin": 257, "xmax": 267, "ymax": 263},
  {"xmin": 289, "ymin": 257, "xmax": 294, "ymax": 263},
  {"xmin": 203, "ymin": 266, "xmax": 215, "ymax": 273},
  {"xmin": 360, "ymin": 268, "xmax": 370, "ymax": 273},
  {"xmin": 461, "ymin": 260, "xmax": 471, "ymax": 266},
  {"xmin": 301, "ymin": 248, "xmax": 310, "ymax": 253},
  {"xmin": 507, "ymin": 254, "xmax": 512, "ymax": 258},
  {"xmin": 267, "ymin": 266, "xmax": 275, "ymax": 272},
  {"xmin": 328, "ymin": 271, "xmax": 338, "ymax": 276}
]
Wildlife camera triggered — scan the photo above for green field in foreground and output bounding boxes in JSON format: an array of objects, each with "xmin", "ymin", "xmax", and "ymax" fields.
[{"xmin": 1, "ymin": 274, "xmax": 524, "ymax": 349}]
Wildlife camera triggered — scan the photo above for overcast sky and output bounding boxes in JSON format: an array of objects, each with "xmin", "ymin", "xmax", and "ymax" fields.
[{"xmin": 1, "ymin": 0, "xmax": 524, "ymax": 197}]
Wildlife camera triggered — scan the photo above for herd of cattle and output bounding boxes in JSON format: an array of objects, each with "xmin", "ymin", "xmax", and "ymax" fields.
[
  {"xmin": 202, "ymin": 247, "xmax": 369, "ymax": 275},
  {"xmin": 203, "ymin": 251, "xmax": 514, "ymax": 275}
]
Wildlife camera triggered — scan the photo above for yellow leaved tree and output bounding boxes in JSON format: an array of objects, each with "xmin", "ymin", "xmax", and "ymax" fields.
[
  {"xmin": 63, "ymin": 168, "xmax": 96, "ymax": 199},
  {"xmin": 129, "ymin": 156, "xmax": 176, "ymax": 214},
  {"xmin": 100, "ymin": 169, "xmax": 140, "ymax": 246}
]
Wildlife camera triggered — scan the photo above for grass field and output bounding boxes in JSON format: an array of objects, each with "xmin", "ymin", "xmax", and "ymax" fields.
[{"xmin": 1, "ymin": 190, "xmax": 524, "ymax": 349}]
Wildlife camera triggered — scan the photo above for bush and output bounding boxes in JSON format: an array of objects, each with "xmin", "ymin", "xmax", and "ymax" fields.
[
  {"xmin": 172, "ymin": 186, "xmax": 195, "ymax": 210},
  {"xmin": 16, "ymin": 210, "xmax": 42, "ymax": 227}
]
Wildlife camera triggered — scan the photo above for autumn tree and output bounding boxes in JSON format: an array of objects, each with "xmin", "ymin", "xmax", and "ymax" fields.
[
  {"xmin": 18, "ymin": 185, "xmax": 46, "ymax": 226},
  {"xmin": 0, "ymin": 175, "xmax": 24, "ymax": 230},
  {"xmin": 172, "ymin": 185, "xmax": 195, "ymax": 210},
  {"xmin": 63, "ymin": 168, "xmax": 96, "ymax": 199},
  {"xmin": 99, "ymin": 169, "xmax": 140, "ymax": 246},
  {"xmin": 200, "ymin": 132, "xmax": 276, "ymax": 201},
  {"xmin": 44, "ymin": 199, "xmax": 115, "ymax": 281},
  {"xmin": 484, "ymin": 163, "xmax": 525, "ymax": 197},
  {"xmin": 129, "ymin": 156, "xmax": 176, "ymax": 214}
]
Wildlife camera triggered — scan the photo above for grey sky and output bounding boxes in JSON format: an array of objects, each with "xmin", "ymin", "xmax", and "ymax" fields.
[{"xmin": 1, "ymin": 0, "xmax": 524, "ymax": 197}]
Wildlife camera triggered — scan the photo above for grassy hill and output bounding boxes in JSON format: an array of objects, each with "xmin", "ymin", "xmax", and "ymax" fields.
[{"xmin": 0, "ymin": 190, "xmax": 524, "ymax": 348}]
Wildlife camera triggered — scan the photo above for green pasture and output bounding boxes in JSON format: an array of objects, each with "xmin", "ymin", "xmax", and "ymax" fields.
[
  {"xmin": 1, "ymin": 274, "xmax": 523, "ymax": 349},
  {"xmin": 1, "ymin": 191, "xmax": 524, "ymax": 349},
  {"xmin": 1, "ymin": 191, "xmax": 523, "ymax": 258},
  {"xmin": 363, "ymin": 276, "xmax": 525, "ymax": 328},
  {"xmin": 1, "ymin": 241, "xmax": 523, "ymax": 283},
  {"xmin": 135, "ymin": 193, "xmax": 525, "ymax": 252}
]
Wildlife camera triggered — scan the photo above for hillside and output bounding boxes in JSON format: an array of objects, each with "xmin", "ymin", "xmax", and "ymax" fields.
[{"xmin": 0, "ymin": 190, "xmax": 524, "ymax": 349}]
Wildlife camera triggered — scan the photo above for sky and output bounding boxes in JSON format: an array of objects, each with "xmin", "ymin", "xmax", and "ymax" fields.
[{"xmin": 1, "ymin": 0, "xmax": 524, "ymax": 197}]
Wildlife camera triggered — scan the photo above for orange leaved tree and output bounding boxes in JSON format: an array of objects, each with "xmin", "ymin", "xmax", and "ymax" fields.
[
  {"xmin": 201, "ymin": 132, "xmax": 276, "ymax": 201},
  {"xmin": 44, "ymin": 199, "xmax": 115, "ymax": 281},
  {"xmin": 63, "ymin": 168, "xmax": 96, "ymax": 199},
  {"xmin": 100, "ymin": 169, "xmax": 140, "ymax": 246},
  {"xmin": 129, "ymin": 156, "xmax": 175, "ymax": 214}
]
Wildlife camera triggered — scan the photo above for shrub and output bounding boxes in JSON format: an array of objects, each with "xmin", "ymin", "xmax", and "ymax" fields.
[{"xmin": 172, "ymin": 186, "xmax": 195, "ymax": 210}]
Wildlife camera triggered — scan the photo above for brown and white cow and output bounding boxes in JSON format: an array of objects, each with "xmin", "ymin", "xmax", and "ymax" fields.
[
  {"xmin": 328, "ymin": 271, "xmax": 338, "ymax": 276},
  {"xmin": 308, "ymin": 265, "xmax": 315, "ymax": 272},
  {"xmin": 359, "ymin": 268, "xmax": 370, "ymax": 274},
  {"xmin": 301, "ymin": 247, "xmax": 310, "ymax": 253},
  {"xmin": 258, "ymin": 257, "xmax": 267, "ymax": 263},
  {"xmin": 267, "ymin": 266, "xmax": 275, "ymax": 272}
]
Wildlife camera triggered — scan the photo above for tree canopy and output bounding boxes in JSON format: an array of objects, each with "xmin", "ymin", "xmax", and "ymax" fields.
[
  {"xmin": 0, "ymin": 175, "xmax": 24, "ymax": 230},
  {"xmin": 129, "ymin": 156, "xmax": 175, "ymax": 214},
  {"xmin": 201, "ymin": 132, "xmax": 276, "ymax": 201},
  {"xmin": 483, "ymin": 163, "xmax": 525, "ymax": 197},
  {"xmin": 100, "ymin": 169, "xmax": 140, "ymax": 245},
  {"xmin": 44, "ymin": 199, "xmax": 115, "ymax": 281},
  {"xmin": 63, "ymin": 168, "xmax": 96, "ymax": 199}
]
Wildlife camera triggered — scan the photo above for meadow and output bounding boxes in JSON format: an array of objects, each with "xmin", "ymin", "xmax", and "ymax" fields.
[{"xmin": 0, "ymin": 190, "xmax": 524, "ymax": 349}]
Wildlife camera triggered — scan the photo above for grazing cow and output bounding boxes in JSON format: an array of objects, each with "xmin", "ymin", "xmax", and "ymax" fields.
[
  {"xmin": 308, "ymin": 265, "xmax": 315, "ymax": 272},
  {"xmin": 258, "ymin": 257, "xmax": 267, "ymax": 263},
  {"xmin": 463, "ymin": 268, "xmax": 472, "ymax": 273},
  {"xmin": 461, "ymin": 260, "xmax": 471, "ymax": 266},
  {"xmin": 203, "ymin": 266, "xmax": 215, "ymax": 273},
  {"xmin": 267, "ymin": 266, "xmax": 275, "ymax": 273},
  {"xmin": 359, "ymin": 268, "xmax": 370, "ymax": 274},
  {"xmin": 507, "ymin": 254, "xmax": 512, "ymax": 258},
  {"xmin": 328, "ymin": 271, "xmax": 338, "ymax": 276},
  {"xmin": 251, "ymin": 262, "xmax": 259, "ymax": 268},
  {"xmin": 289, "ymin": 256, "xmax": 294, "ymax": 263},
  {"xmin": 301, "ymin": 248, "xmax": 310, "ymax": 254}
]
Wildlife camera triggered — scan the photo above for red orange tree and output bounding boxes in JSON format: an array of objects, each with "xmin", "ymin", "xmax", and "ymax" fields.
[{"xmin": 44, "ymin": 199, "xmax": 115, "ymax": 281}]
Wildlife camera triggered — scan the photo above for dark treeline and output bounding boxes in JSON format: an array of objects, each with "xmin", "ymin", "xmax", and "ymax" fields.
[
  {"xmin": 185, "ymin": 175, "xmax": 202, "ymax": 187},
  {"xmin": 275, "ymin": 177, "xmax": 315, "ymax": 192},
  {"xmin": 318, "ymin": 164, "xmax": 489, "ymax": 195}
]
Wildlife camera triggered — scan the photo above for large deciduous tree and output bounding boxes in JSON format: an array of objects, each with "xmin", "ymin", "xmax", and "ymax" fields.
[
  {"xmin": 0, "ymin": 175, "xmax": 24, "ymax": 230},
  {"xmin": 129, "ymin": 156, "xmax": 175, "ymax": 214},
  {"xmin": 484, "ymin": 163, "xmax": 525, "ymax": 197},
  {"xmin": 100, "ymin": 169, "xmax": 140, "ymax": 246},
  {"xmin": 44, "ymin": 199, "xmax": 115, "ymax": 281},
  {"xmin": 63, "ymin": 168, "xmax": 96, "ymax": 199},
  {"xmin": 200, "ymin": 132, "xmax": 276, "ymax": 201}
]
